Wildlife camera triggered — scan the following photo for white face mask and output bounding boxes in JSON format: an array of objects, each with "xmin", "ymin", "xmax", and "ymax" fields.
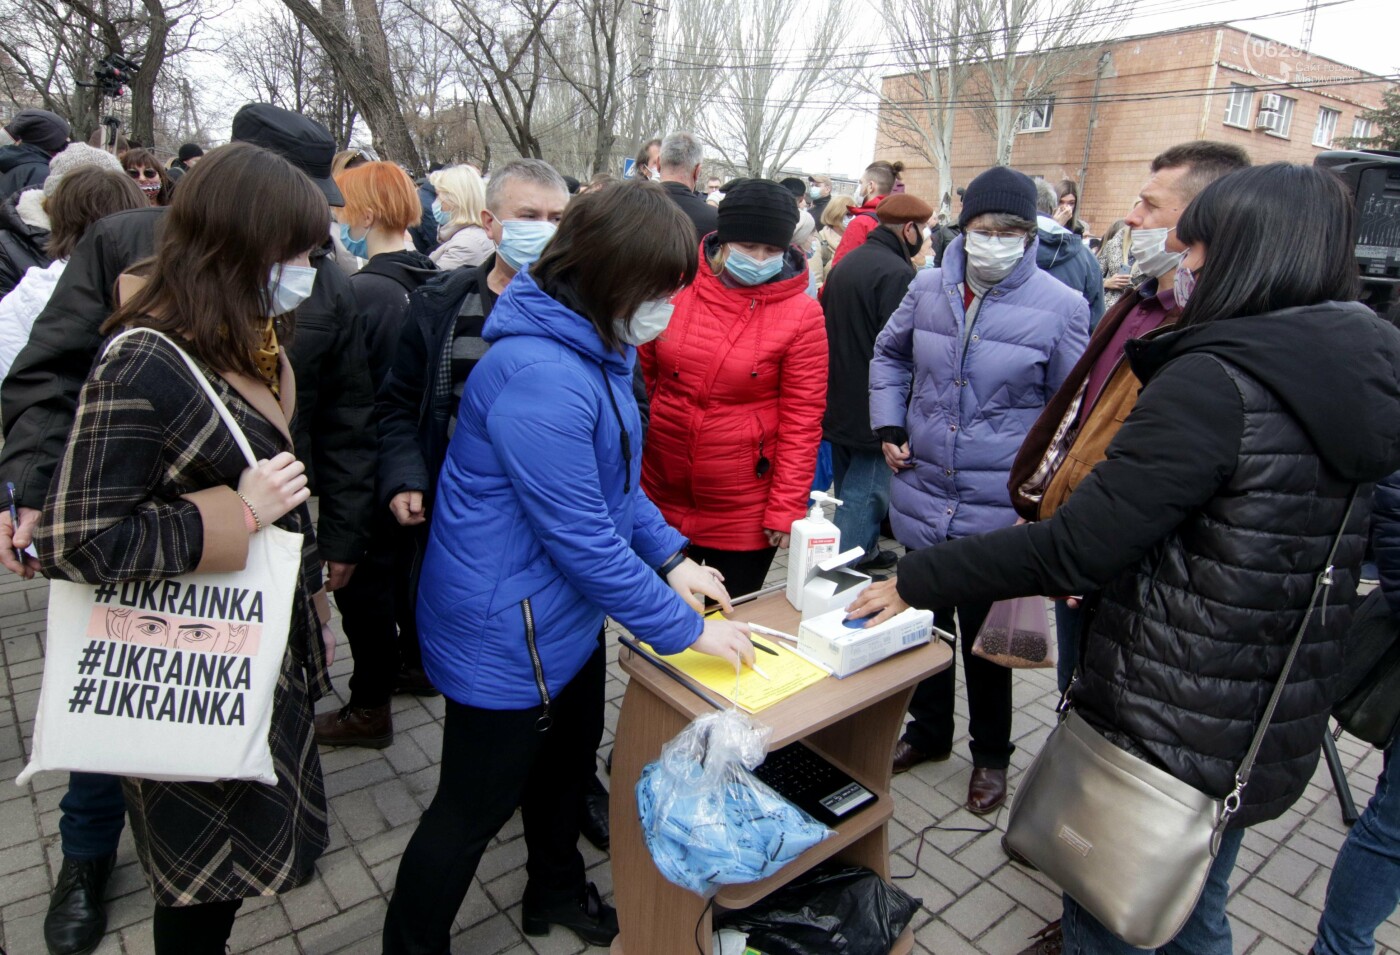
[
  {"xmin": 267, "ymin": 263, "xmax": 317, "ymax": 316},
  {"xmin": 615, "ymin": 299, "xmax": 674, "ymax": 346},
  {"xmin": 964, "ymin": 232, "xmax": 1025, "ymax": 286},
  {"xmin": 1130, "ymin": 226, "xmax": 1185, "ymax": 279}
]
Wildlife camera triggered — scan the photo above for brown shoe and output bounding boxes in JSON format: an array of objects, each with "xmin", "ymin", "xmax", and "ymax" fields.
[
  {"xmin": 1015, "ymin": 920, "xmax": 1063, "ymax": 955},
  {"xmin": 892, "ymin": 740, "xmax": 951, "ymax": 775},
  {"xmin": 314, "ymin": 704, "xmax": 393, "ymax": 749},
  {"xmin": 966, "ymin": 767, "xmax": 1007, "ymax": 814}
]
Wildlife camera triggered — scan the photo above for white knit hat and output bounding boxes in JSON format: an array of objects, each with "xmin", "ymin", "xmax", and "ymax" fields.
[{"xmin": 43, "ymin": 143, "xmax": 123, "ymax": 198}]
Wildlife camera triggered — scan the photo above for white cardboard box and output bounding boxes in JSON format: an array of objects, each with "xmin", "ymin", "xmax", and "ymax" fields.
[
  {"xmin": 800, "ymin": 548, "xmax": 872, "ymax": 621},
  {"xmin": 797, "ymin": 606, "xmax": 935, "ymax": 678}
]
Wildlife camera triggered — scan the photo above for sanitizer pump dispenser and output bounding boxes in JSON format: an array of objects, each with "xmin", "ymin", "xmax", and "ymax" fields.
[{"xmin": 786, "ymin": 492, "xmax": 843, "ymax": 611}]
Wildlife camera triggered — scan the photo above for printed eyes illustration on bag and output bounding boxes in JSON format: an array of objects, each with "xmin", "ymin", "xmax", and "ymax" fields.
[{"xmin": 91, "ymin": 589, "xmax": 264, "ymax": 657}]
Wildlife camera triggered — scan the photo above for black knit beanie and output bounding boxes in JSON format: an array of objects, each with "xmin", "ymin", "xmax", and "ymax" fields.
[
  {"xmin": 718, "ymin": 179, "xmax": 799, "ymax": 248},
  {"xmin": 958, "ymin": 166, "xmax": 1037, "ymax": 228}
]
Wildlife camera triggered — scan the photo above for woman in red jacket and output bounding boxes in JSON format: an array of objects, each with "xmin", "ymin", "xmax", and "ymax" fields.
[{"xmin": 641, "ymin": 178, "xmax": 828, "ymax": 597}]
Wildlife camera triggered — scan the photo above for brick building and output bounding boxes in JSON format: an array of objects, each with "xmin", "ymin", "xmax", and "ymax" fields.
[{"xmin": 876, "ymin": 25, "xmax": 1393, "ymax": 235}]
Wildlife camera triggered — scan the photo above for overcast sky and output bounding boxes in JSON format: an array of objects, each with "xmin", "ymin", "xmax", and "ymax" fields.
[{"xmin": 797, "ymin": 0, "xmax": 1394, "ymax": 177}]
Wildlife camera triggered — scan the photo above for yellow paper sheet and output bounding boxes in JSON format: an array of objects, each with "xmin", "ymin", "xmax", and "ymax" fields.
[{"xmin": 643, "ymin": 626, "xmax": 829, "ymax": 713}]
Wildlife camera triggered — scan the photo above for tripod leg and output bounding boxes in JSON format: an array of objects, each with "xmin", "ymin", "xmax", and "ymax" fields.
[{"xmin": 1323, "ymin": 727, "xmax": 1360, "ymax": 826}]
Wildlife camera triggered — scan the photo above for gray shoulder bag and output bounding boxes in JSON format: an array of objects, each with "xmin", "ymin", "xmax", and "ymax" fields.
[{"xmin": 1004, "ymin": 489, "xmax": 1359, "ymax": 949}]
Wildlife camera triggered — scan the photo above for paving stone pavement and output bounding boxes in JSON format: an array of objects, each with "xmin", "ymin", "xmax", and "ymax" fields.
[{"xmin": 1, "ymin": 551, "xmax": 1397, "ymax": 955}]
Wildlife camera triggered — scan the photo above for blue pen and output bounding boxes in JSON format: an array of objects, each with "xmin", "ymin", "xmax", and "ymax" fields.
[{"xmin": 6, "ymin": 482, "xmax": 25, "ymax": 565}]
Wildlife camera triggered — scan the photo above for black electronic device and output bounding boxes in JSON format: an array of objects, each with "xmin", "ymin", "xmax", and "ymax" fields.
[
  {"xmin": 1315, "ymin": 149, "xmax": 1400, "ymax": 317},
  {"xmin": 750, "ymin": 741, "xmax": 875, "ymax": 828}
]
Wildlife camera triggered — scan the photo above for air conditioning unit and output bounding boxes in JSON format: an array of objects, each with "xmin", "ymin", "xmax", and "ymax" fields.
[
  {"xmin": 1258, "ymin": 92, "xmax": 1282, "ymax": 112},
  {"xmin": 1256, "ymin": 110, "xmax": 1282, "ymax": 132}
]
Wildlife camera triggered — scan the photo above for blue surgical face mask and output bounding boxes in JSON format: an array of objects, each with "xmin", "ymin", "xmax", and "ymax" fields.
[
  {"xmin": 267, "ymin": 263, "xmax": 317, "ymax": 316},
  {"xmin": 498, "ymin": 219, "xmax": 557, "ymax": 271},
  {"xmin": 807, "ymin": 186, "xmax": 822, "ymax": 200},
  {"xmin": 338, "ymin": 222, "xmax": 368, "ymax": 259},
  {"xmin": 724, "ymin": 246, "xmax": 784, "ymax": 286},
  {"xmin": 431, "ymin": 199, "xmax": 453, "ymax": 228}
]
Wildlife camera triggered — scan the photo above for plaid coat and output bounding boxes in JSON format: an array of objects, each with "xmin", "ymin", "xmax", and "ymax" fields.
[{"xmin": 36, "ymin": 327, "xmax": 333, "ymax": 906}]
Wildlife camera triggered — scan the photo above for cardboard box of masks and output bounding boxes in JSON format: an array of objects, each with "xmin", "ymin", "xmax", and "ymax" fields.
[{"xmin": 797, "ymin": 606, "xmax": 936, "ymax": 678}]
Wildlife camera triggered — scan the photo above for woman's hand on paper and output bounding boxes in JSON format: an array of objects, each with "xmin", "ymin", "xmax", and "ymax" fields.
[
  {"xmin": 691, "ymin": 617, "xmax": 755, "ymax": 669},
  {"xmin": 667, "ymin": 558, "xmax": 734, "ymax": 613},
  {"xmin": 845, "ymin": 577, "xmax": 911, "ymax": 628}
]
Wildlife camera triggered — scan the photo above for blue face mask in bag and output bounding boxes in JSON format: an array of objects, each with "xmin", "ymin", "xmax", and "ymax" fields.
[
  {"xmin": 498, "ymin": 219, "xmax": 557, "ymax": 271},
  {"xmin": 724, "ymin": 247, "xmax": 784, "ymax": 286},
  {"xmin": 338, "ymin": 222, "xmax": 369, "ymax": 258},
  {"xmin": 267, "ymin": 264, "xmax": 318, "ymax": 316}
]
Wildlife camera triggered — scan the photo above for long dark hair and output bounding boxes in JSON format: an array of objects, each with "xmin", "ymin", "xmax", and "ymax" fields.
[
  {"xmin": 531, "ymin": 180, "xmax": 698, "ymax": 352},
  {"xmin": 122, "ymin": 147, "xmax": 174, "ymax": 206},
  {"xmin": 1176, "ymin": 163, "xmax": 1359, "ymax": 327},
  {"xmin": 103, "ymin": 142, "xmax": 331, "ymax": 378},
  {"xmin": 45, "ymin": 167, "xmax": 145, "ymax": 260}
]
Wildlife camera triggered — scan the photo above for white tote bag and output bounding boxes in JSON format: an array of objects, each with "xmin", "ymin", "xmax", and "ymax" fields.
[{"xmin": 18, "ymin": 329, "xmax": 302, "ymax": 786}]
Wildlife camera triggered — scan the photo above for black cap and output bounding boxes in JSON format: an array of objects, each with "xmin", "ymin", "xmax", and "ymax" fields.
[
  {"xmin": 231, "ymin": 103, "xmax": 343, "ymax": 206},
  {"xmin": 778, "ymin": 176, "xmax": 805, "ymax": 199},
  {"xmin": 958, "ymin": 166, "xmax": 1037, "ymax": 228},
  {"xmin": 177, "ymin": 143, "xmax": 204, "ymax": 163},
  {"xmin": 5, "ymin": 109, "xmax": 70, "ymax": 156},
  {"xmin": 717, "ymin": 179, "xmax": 800, "ymax": 249}
]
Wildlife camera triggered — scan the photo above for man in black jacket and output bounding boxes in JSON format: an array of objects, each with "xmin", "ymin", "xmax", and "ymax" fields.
[
  {"xmin": 820, "ymin": 193, "xmax": 931, "ymax": 574},
  {"xmin": 0, "ymin": 103, "xmax": 376, "ymax": 955},
  {"xmin": 656, "ymin": 131, "xmax": 717, "ymax": 242}
]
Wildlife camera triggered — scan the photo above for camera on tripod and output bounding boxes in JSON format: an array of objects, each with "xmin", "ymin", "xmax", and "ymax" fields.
[{"xmin": 92, "ymin": 53, "xmax": 140, "ymax": 99}]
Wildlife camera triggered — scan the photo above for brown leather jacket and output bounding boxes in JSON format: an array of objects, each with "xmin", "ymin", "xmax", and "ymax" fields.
[{"xmin": 1009, "ymin": 285, "xmax": 1181, "ymax": 521}]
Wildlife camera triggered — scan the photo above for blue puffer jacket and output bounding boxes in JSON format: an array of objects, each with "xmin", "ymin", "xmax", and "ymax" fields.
[
  {"xmin": 1373, "ymin": 468, "xmax": 1400, "ymax": 615},
  {"xmin": 869, "ymin": 235, "xmax": 1088, "ymax": 547},
  {"xmin": 417, "ymin": 270, "xmax": 701, "ymax": 709}
]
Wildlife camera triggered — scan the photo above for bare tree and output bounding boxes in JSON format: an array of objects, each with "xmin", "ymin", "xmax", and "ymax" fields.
[
  {"xmin": 539, "ymin": 0, "xmax": 628, "ymax": 175},
  {"xmin": 0, "ymin": 0, "xmax": 213, "ymax": 144},
  {"xmin": 862, "ymin": 0, "xmax": 980, "ymax": 215},
  {"xmin": 279, "ymin": 0, "xmax": 423, "ymax": 171},
  {"xmin": 685, "ymin": 0, "xmax": 855, "ymax": 177},
  {"xmin": 966, "ymin": 0, "xmax": 1125, "ymax": 166},
  {"xmin": 404, "ymin": 0, "xmax": 561, "ymax": 161},
  {"xmin": 224, "ymin": 4, "xmax": 357, "ymax": 146}
]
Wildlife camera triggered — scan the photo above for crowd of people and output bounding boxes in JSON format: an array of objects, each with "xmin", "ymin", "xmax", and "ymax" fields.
[{"xmin": 0, "ymin": 103, "xmax": 1398, "ymax": 955}]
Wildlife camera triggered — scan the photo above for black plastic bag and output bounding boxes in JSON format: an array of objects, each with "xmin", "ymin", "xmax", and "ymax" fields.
[
  {"xmin": 716, "ymin": 863, "xmax": 921, "ymax": 955},
  {"xmin": 1334, "ymin": 589, "xmax": 1400, "ymax": 747}
]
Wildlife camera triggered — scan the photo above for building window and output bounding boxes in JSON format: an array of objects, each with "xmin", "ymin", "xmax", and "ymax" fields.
[
  {"xmin": 1256, "ymin": 93, "xmax": 1296, "ymax": 138},
  {"xmin": 1353, "ymin": 117, "xmax": 1374, "ymax": 141},
  {"xmin": 1018, "ymin": 97, "xmax": 1054, "ymax": 132},
  {"xmin": 1223, "ymin": 84, "xmax": 1255, "ymax": 128},
  {"xmin": 1313, "ymin": 107, "xmax": 1340, "ymax": 147}
]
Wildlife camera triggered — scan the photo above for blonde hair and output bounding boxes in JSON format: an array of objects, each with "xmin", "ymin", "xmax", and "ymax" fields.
[
  {"xmin": 430, "ymin": 165, "xmax": 487, "ymax": 231},
  {"xmin": 821, "ymin": 195, "xmax": 856, "ymax": 230}
]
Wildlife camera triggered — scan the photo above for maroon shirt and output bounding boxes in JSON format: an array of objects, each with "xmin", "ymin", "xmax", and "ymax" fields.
[{"xmin": 1083, "ymin": 280, "xmax": 1177, "ymax": 412}]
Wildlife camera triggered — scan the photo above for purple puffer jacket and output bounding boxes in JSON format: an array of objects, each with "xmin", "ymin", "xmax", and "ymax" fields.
[{"xmin": 870, "ymin": 235, "xmax": 1088, "ymax": 547}]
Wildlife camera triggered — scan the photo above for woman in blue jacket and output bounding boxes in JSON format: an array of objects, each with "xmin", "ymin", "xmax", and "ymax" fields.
[{"xmin": 382, "ymin": 181, "xmax": 756, "ymax": 954}]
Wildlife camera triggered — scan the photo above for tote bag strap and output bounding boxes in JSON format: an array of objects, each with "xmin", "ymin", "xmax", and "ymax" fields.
[
  {"xmin": 1221, "ymin": 485, "xmax": 1361, "ymax": 825},
  {"xmin": 102, "ymin": 327, "xmax": 259, "ymax": 469}
]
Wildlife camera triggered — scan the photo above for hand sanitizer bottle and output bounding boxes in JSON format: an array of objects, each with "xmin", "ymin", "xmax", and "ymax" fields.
[{"xmin": 786, "ymin": 492, "xmax": 843, "ymax": 611}]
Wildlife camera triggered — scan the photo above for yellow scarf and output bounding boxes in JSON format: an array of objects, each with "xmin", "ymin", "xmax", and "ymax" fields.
[{"xmin": 253, "ymin": 317, "xmax": 280, "ymax": 398}]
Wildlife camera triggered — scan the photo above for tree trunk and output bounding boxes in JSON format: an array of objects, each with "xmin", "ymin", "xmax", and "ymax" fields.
[
  {"xmin": 280, "ymin": 0, "xmax": 423, "ymax": 174},
  {"xmin": 129, "ymin": 1, "xmax": 170, "ymax": 146}
]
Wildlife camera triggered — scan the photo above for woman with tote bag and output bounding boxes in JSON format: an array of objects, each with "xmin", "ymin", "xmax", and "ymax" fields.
[
  {"xmin": 32, "ymin": 142, "xmax": 337, "ymax": 954},
  {"xmin": 846, "ymin": 163, "xmax": 1400, "ymax": 954}
]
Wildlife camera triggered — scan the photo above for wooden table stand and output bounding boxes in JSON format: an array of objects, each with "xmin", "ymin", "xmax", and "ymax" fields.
[{"xmin": 609, "ymin": 590, "xmax": 952, "ymax": 955}]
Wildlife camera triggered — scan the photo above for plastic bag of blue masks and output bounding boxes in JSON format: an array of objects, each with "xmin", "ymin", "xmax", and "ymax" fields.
[{"xmin": 637, "ymin": 709, "xmax": 833, "ymax": 896}]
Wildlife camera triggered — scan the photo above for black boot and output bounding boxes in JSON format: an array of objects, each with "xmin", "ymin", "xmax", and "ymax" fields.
[
  {"xmin": 44, "ymin": 854, "xmax": 115, "ymax": 955},
  {"xmin": 579, "ymin": 773, "xmax": 610, "ymax": 852},
  {"xmin": 521, "ymin": 882, "xmax": 619, "ymax": 946}
]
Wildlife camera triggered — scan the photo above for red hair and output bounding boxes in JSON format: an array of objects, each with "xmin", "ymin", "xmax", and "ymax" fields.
[{"xmin": 334, "ymin": 161, "xmax": 421, "ymax": 233}]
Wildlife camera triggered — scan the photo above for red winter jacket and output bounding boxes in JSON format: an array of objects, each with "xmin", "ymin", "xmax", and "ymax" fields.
[
  {"xmin": 827, "ymin": 195, "xmax": 886, "ymax": 273},
  {"xmin": 640, "ymin": 240, "xmax": 829, "ymax": 551}
]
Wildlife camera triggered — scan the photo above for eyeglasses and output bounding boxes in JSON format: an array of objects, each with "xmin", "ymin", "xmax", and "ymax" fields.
[
  {"xmin": 967, "ymin": 229, "xmax": 1028, "ymax": 240},
  {"xmin": 127, "ymin": 168, "xmax": 160, "ymax": 180}
]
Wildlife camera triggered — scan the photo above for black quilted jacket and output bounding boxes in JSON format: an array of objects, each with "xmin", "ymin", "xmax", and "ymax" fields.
[{"xmin": 897, "ymin": 301, "xmax": 1400, "ymax": 827}]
